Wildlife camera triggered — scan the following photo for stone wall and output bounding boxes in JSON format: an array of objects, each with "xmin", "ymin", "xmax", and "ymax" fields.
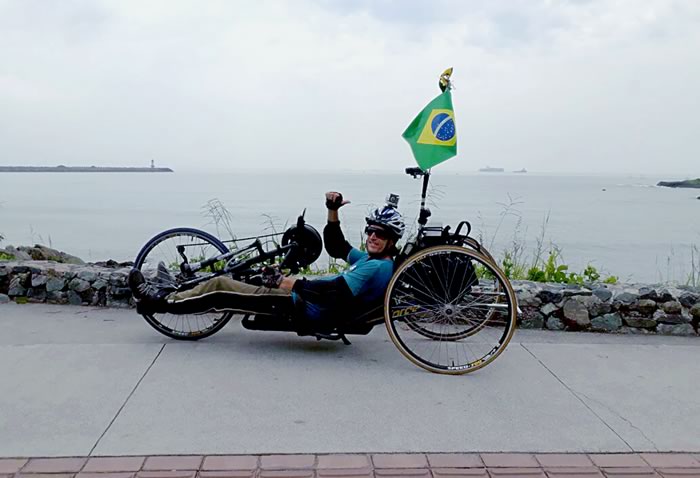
[{"xmin": 1, "ymin": 260, "xmax": 699, "ymax": 336}]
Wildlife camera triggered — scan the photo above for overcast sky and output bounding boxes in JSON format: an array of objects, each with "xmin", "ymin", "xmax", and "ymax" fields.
[{"xmin": 1, "ymin": 0, "xmax": 699, "ymax": 174}]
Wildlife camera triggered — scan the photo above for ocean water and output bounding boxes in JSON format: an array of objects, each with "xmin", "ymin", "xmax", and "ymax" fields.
[{"xmin": 1, "ymin": 170, "xmax": 699, "ymax": 283}]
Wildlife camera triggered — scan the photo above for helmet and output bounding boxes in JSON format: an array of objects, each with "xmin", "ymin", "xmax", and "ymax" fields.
[{"xmin": 366, "ymin": 205, "xmax": 405, "ymax": 240}]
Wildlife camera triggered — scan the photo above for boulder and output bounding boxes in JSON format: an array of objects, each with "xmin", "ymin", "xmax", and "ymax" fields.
[
  {"xmin": 68, "ymin": 278, "xmax": 91, "ymax": 293},
  {"xmin": 679, "ymin": 293, "xmax": 700, "ymax": 308},
  {"xmin": 631, "ymin": 299, "xmax": 658, "ymax": 316},
  {"xmin": 662, "ymin": 301, "xmax": 682, "ymax": 314},
  {"xmin": 657, "ymin": 323, "xmax": 696, "ymax": 336},
  {"xmin": 623, "ymin": 315, "xmax": 657, "ymax": 329},
  {"xmin": 638, "ymin": 287, "xmax": 659, "ymax": 301},
  {"xmin": 27, "ymin": 288, "xmax": 46, "ymax": 303},
  {"xmin": 540, "ymin": 303, "xmax": 558, "ymax": 316},
  {"xmin": 690, "ymin": 303, "xmax": 700, "ymax": 319},
  {"xmin": 67, "ymin": 290, "xmax": 83, "ymax": 305},
  {"xmin": 614, "ymin": 292, "xmax": 638, "ymax": 305},
  {"xmin": 592, "ymin": 287, "xmax": 613, "ymax": 302},
  {"xmin": 0, "ymin": 293, "xmax": 9, "ymax": 304},
  {"xmin": 46, "ymin": 277, "xmax": 66, "ymax": 292},
  {"xmin": 16, "ymin": 245, "xmax": 84, "ymax": 264},
  {"xmin": 77, "ymin": 270, "xmax": 98, "ymax": 282},
  {"xmin": 92, "ymin": 280, "xmax": 108, "ymax": 290},
  {"xmin": 537, "ymin": 288, "xmax": 563, "ymax": 304},
  {"xmin": 563, "ymin": 298, "xmax": 590, "ymax": 328},
  {"xmin": 591, "ymin": 313, "xmax": 622, "ymax": 332},
  {"xmin": 521, "ymin": 312, "xmax": 545, "ymax": 329},
  {"xmin": 653, "ymin": 310, "xmax": 689, "ymax": 325},
  {"xmin": 31, "ymin": 274, "xmax": 49, "ymax": 287},
  {"xmin": 46, "ymin": 291, "xmax": 67, "ymax": 304},
  {"xmin": 546, "ymin": 316, "xmax": 566, "ymax": 330}
]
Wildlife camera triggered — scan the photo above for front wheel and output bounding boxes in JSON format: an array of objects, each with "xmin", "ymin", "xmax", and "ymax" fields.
[
  {"xmin": 385, "ymin": 245, "xmax": 517, "ymax": 375},
  {"xmin": 133, "ymin": 227, "xmax": 234, "ymax": 340}
]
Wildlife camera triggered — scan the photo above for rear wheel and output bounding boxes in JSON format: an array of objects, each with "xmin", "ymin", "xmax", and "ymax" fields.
[
  {"xmin": 385, "ymin": 245, "xmax": 517, "ymax": 375},
  {"xmin": 133, "ymin": 228, "xmax": 234, "ymax": 340}
]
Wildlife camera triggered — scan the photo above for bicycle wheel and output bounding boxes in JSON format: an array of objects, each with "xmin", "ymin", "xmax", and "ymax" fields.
[
  {"xmin": 385, "ymin": 245, "xmax": 517, "ymax": 375},
  {"xmin": 133, "ymin": 227, "xmax": 234, "ymax": 340}
]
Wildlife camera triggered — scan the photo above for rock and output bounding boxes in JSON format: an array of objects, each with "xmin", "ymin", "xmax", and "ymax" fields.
[
  {"xmin": 46, "ymin": 277, "xmax": 66, "ymax": 292},
  {"xmin": 562, "ymin": 298, "xmax": 590, "ymax": 328},
  {"xmin": 690, "ymin": 303, "xmax": 700, "ymax": 319},
  {"xmin": 92, "ymin": 280, "xmax": 108, "ymax": 290},
  {"xmin": 46, "ymin": 291, "xmax": 67, "ymax": 304},
  {"xmin": 679, "ymin": 293, "xmax": 700, "ymax": 308},
  {"xmin": 109, "ymin": 286, "xmax": 132, "ymax": 299},
  {"xmin": 562, "ymin": 286, "xmax": 592, "ymax": 297},
  {"xmin": 0, "ymin": 293, "xmax": 9, "ymax": 304},
  {"xmin": 655, "ymin": 289, "xmax": 675, "ymax": 303},
  {"xmin": 579, "ymin": 295, "xmax": 610, "ymax": 317},
  {"xmin": 546, "ymin": 316, "xmax": 566, "ymax": 330},
  {"xmin": 68, "ymin": 278, "xmax": 91, "ymax": 293},
  {"xmin": 620, "ymin": 326, "xmax": 651, "ymax": 335},
  {"xmin": 537, "ymin": 288, "xmax": 563, "ymax": 304},
  {"xmin": 0, "ymin": 265, "xmax": 9, "ymax": 277},
  {"xmin": 517, "ymin": 289, "xmax": 541, "ymax": 307},
  {"xmin": 8, "ymin": 276, "xmax": 27, "ymax": 296},
  {"xmin": 27, "ymin": 288, "xmax": 46, "ymax": 303},
  {"xmin": 614, "ymin": 292, "xmax": 638, "ymax": 305},
  {"xmin": 540, "ymin": 303, "xmax": 558, "ymax": 316},
  {"xmin": 4, "ymin": 246, "xmax": 32, "ymax": 261},
  {"xmin": 654, "ymin": 311, "xmax": 689, "ymax": 324},
  {"xmin": 632, "ymin": 299, "xmax": 658, "ymax": 316},
  {"xmin": 109, "ymin": 272, "xmax": 128, "ymax": 287},
  {"xmin": 661, "ymin": 301, "xmax": 682, "ymax": 315},
  {"xmin": 623, "ymin": 315, "xmax": 657, "ymax": 329},
  {"xmin": 657, "ymin": 323, "xmax": 696, "ymax": 336},
  {"xmin": 77, "ymin": 270, "xmax": 98, "ymax": 282},
  {"xmin": 638, "ymin": 287, "xmax": 659, "ymax": 301},
  {"xmin": 67, "ymin": 290, "xmax": 83, "ymax": 305},
  {"xmin": 592, "ymin": 287, "xmax": 613, "ymax": 302},
  {"xmin": 521, "ymin": 312, "xmax": 545, "ymax": 329},
  {"xmin": 31, "ymin": 274, "xmax": 49, "ymax": 287},
  {"xmin": 591, "ymin": 313, "xmax": 622, "ymax": 332},
  {"xmin": 16, "ymin": 244, "xmax": 84, "ymax": 264}
]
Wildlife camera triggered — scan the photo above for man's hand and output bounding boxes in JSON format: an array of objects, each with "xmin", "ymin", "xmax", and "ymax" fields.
[
  {"xmin": 261, "ymin": 266, "xmax": 284, "ymax": 289},
  {"xmin": 325, "ymin": 191, "xmax": 350, "ymax": 211}
]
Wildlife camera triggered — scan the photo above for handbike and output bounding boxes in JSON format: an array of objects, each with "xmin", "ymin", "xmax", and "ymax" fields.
[{"xmin": 132, "ymin": 168, "xmax": 518, "ymax": 375}]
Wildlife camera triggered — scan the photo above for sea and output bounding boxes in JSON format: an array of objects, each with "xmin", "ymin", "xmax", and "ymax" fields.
[{"xmin": 1, "ymin": 170, "xmax": 699, "ymax": 284}]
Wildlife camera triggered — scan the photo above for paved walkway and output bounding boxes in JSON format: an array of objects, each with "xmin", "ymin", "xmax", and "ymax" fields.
[
  {"xmin": 2, "ymin": 453, "xmax": 700, "ymax": 478},
  {"xmin": 1, "ymin": 304, "xmax": 699, "ymax": 458}
]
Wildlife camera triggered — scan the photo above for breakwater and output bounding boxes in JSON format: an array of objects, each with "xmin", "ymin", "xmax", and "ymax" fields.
[
  {"xmin": 1, "ymin": 260, "xmax": 698, "ymax": 336},
  {"xmin": 0, "ymin": 166, "xmax": 173, "ymax": 173}
]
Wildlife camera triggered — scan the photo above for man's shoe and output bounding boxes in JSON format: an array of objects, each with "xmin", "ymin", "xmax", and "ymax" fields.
[{"xmin": 128, "ymin": 269, "xmax": 174, "ymax": 314}]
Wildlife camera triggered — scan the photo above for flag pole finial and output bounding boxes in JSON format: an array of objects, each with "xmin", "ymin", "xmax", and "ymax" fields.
[{"xmin": 439, "ymin": 67, "xmax": 453, "ymax": 92}]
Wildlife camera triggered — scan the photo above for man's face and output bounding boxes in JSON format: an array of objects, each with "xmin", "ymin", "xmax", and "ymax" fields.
[{"xmin": 365, "ymin": 226, "xmax": 394, "ymax": 256}]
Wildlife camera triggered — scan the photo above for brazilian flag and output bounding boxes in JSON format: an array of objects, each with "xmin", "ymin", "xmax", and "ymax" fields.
[{"xmin": 402, "ymin": 90, "xmax": 457, "ymax": 171}]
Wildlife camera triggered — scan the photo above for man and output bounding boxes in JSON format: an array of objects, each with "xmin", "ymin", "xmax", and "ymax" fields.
[{"xmin": 128, "ymin": 191, "xmax": 405, "ymax": 330}]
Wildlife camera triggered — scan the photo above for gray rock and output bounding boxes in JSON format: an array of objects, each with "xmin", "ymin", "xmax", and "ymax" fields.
[
  {"xmin": 615, "ymin": 292, "xmax": 638, "ymax": 305},
  {"xmin": 623, "ymin": 315, "xmax": 657, "ymax": 329},
  {"xmin": 620, "ymin": 326, "xmax": 651, "ymax": 335},
  {"xmin": 638, "ymin": 287, "xmax": 658, "ymax": 301},
  {"xmin": 546, "ymin": 316, "xmax": 566, "ymax": 330},
  {"xmin": 540, "ymin": 303, "xmax": 558, "ymax": 316},
  {"xmin": 46, "ymin": 277, "xmax": 66, "ymax": 292},
  {"xmin": 109, "ymin": 272, "xmax": 128, "ymax": 286},
  {"xmin": 657, "ymin": 323, "xmax": 696, "ymax": 336},
  {"xmin": 77, "ymin": 270, "xmax": 98, "ymax": 282},
  {"xmin": 46, "ymin": 291, "xmax": 67, "ymax": 304},
  {"xmin": 0, "ymin": 266, "xmax": 9, "ymax": 277},
  {"xmin": 562, "ymin": 298, "xmax": 590, "ymax": 328},
  {"xmin": 592, "ymin": 287, "xmax": 613, "ymax": 302},
  {"xmin": 537, "ymin": 289, "xmax": 563, "ymax": 304},
  {"xmin": 690, "ymin": 303, "xmax": 700, "ymax": 319},
  {"xmin": 67, "ymin": 290, "xmax": 83, "ymax": 305},
  {"xmin": 0, "ymin": 293, "xmax": 9, "ymax": 304},
  {"xmin": 521, "ymin": 313, "xmax": 545, "ymax": 329},
  {"xmin": 662, "ymin": 301, "xmax": 682, "ymax": 314},
  {"xmin": 591, "ymin": 313, "xmax": 622, "ymax": 332},
  {"xmin": 27, "ymin": 288, "xmax": 46, "ymax": 303},
  {"xmin": 580, "ymin": 295, "xmax": 611, "ymax": 317},
  {"xmin": 92, "ymin": 280, "xmax": 108, "ymax": 290},
  {"xmin": 31, "ymin": 274, "xmax": 49, "ymax": 287},
  {"xmin": 632, "ymin": 299, "xmax": 658, "ymax": 316},
  {"xmin": 679, "ymin": 293, "xmax": 700, "ymax": 308},
  {"xmin": 8, "ymin": 276, "xmax": 27, "ymax": 296},
  {"xmin": 655, "ymin": 289, "xmax": 675, "ymax": 303},
  {"xmin": 68, "ymin": 278, "xmax": 91, "ymax": 293},
  {"xmin": 562, "ymin": 287, "xmax": 592, "ymax": 297}
]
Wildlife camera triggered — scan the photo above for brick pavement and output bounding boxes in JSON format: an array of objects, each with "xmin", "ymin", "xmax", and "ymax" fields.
[{"xmin": 2, "ymin": 454, "xmax": 700, "ymax": 478}]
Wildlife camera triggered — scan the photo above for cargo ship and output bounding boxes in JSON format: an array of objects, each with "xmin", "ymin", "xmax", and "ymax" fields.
[{"xmin": 478, "ymin": 166, "xmax": 504, "ymax": 173}]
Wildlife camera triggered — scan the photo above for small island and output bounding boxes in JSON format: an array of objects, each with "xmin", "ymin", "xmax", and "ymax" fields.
[
  {"xmin": 657, "ymin": 178, "xmax": 700, "ymax": 189},
  {"xmin": 0, "ymin": 160, "xmax": 173, "ymax": 173}
]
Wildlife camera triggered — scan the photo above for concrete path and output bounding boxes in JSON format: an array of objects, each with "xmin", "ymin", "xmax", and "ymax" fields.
[{"xmin": 1, "ymin": 303, "xmax": 698, "ymax": 458}]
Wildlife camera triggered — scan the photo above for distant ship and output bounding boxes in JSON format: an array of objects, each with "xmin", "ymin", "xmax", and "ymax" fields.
[
  {"xmin": 478, "ymin": 166, "xmax": 505, "ymax": 173},
  {"xmin": 513, "ymin": 168, "xmax": 527, "ymax": 173}
]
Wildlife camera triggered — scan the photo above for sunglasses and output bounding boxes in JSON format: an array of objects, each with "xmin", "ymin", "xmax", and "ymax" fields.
[{"xmin": 364, "ymin": 226, "xmax": 390, "ymax": 240}]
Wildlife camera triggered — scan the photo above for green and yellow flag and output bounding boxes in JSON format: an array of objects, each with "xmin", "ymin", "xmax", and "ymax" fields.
[{"xmin": 402, "ymin": 89, "xmax": 457, "ymax": 171}]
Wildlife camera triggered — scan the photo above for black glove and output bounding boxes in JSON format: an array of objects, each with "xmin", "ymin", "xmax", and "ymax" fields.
[
  {"xmin": 261, "ymin": 266, "xmax": 284, "ymax": 288},
  {"xmin": 326, "ymin": 192, "xmax": 344, "ymax": 211}
]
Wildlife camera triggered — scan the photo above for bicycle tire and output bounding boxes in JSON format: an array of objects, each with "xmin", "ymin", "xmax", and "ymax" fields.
[
  {"xmin": 384, "ymin": 245, "xmax": 517, "ymax": 375},
  {"xmin": 133, "ymin": 227, "xmax": 234, "ymax": 340}
]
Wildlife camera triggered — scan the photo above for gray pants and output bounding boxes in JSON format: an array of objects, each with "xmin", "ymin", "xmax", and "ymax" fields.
[{"xmin": 165, "ymin": 276, "xmax": 293, "ymax": 316}]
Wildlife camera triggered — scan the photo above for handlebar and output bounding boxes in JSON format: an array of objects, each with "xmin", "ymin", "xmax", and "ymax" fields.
[{"xmin": 405, "ymin": 167, "xmax": 426, "ymax": 178}]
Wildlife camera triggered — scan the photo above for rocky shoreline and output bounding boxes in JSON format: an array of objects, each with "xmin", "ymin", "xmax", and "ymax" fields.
[
  {"xmin": 657, "ymin": 178, "xmax": 700, "ymax": 189},
  {"xmin": 1, "ymin": 259, "xmax": 699, "ymax": 336}
]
